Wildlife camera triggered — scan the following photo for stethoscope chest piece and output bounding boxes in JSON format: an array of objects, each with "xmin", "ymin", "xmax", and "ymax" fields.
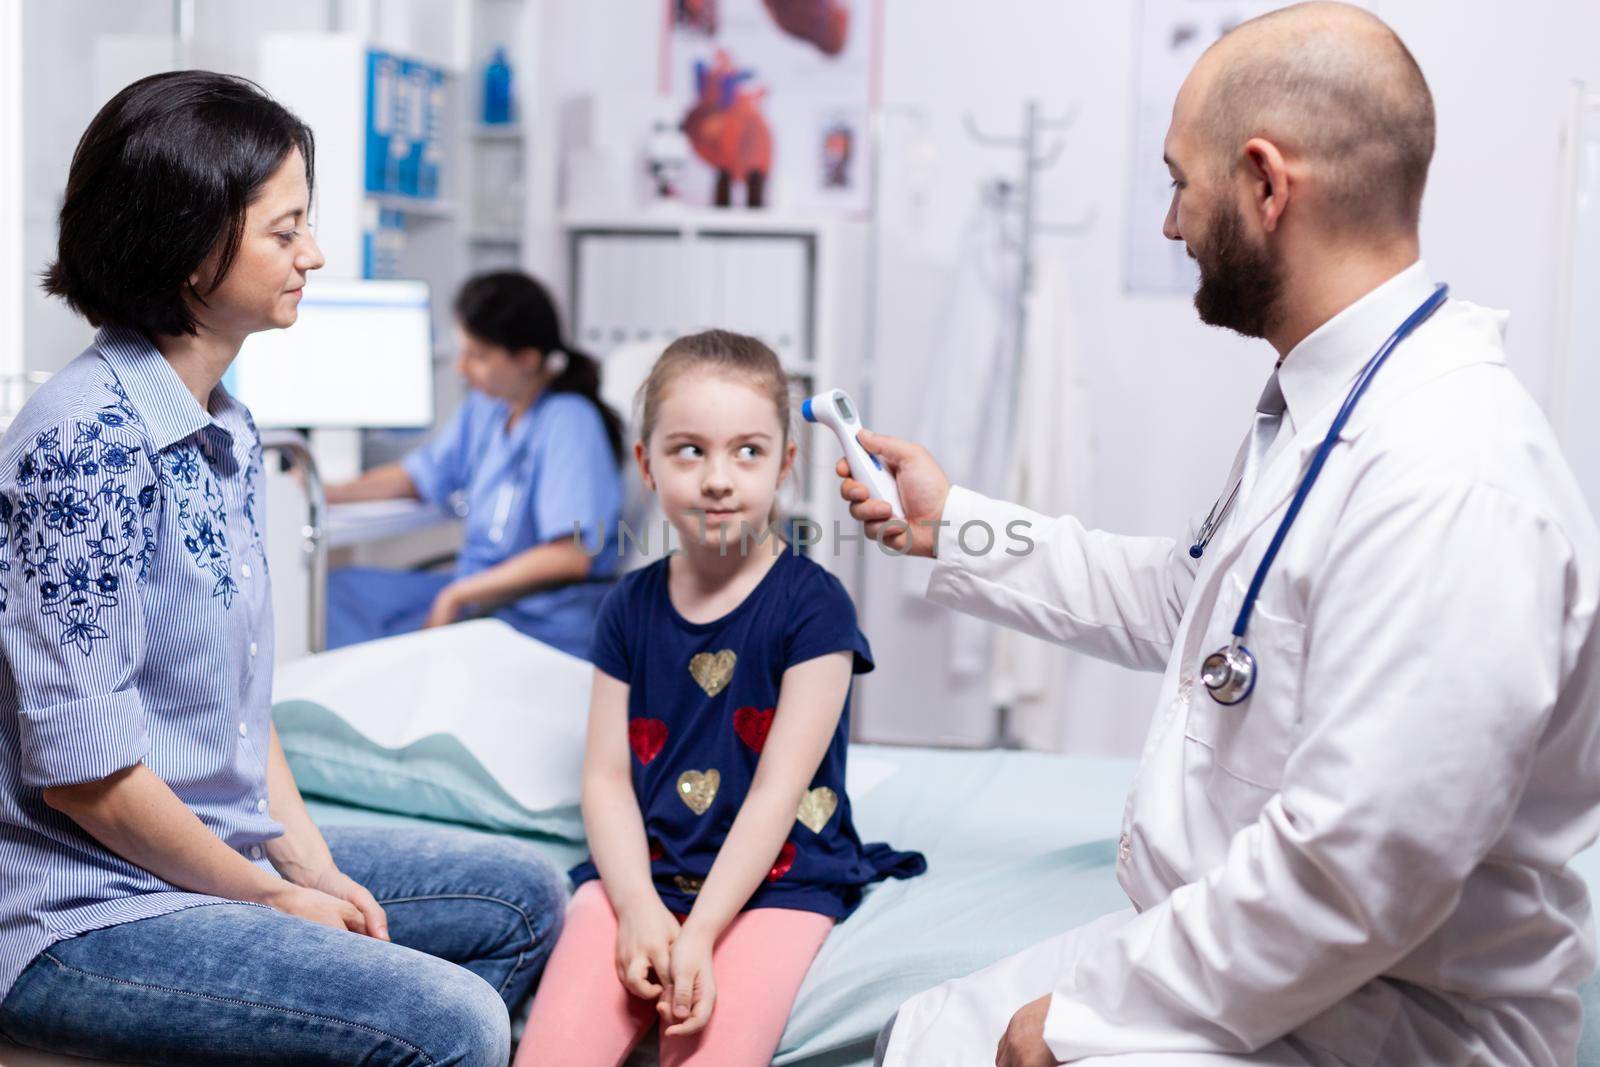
[{"xmin": 1201, "ymin": 640, "xmax": 1257, "ymax": 706}]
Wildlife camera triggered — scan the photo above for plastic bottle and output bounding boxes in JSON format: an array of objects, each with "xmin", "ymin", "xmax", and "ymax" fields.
[{"xmin": 483, "ymin": 47, "xmax": 513, "ymax": 125}]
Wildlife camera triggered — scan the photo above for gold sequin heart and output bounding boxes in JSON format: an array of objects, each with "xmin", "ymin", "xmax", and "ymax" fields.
[
  {"xmin": 676, "ymin": 769, "xmax": 720, "ymax": 815},
  {"xmin": 688, "ymin": 650, "xmax": 737, "ymax": 698},
  {"xmin": 796, "ymin": 787, "xmax": 838, "ymax": 834}
]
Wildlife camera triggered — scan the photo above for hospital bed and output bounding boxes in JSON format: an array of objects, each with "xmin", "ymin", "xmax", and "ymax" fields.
[{"xmin": 5, "ymin": 623, "xmax": 1600, "ymax": 1067}]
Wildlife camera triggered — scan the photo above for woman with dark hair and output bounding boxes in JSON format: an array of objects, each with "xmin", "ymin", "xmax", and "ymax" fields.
[
  {"xmin": 0, "ymin": 72, "xmax": 565, "ymax": 1066},
  {"xmin": 325, "ymin": 270, "xmax": 625, "ymax": 660}
]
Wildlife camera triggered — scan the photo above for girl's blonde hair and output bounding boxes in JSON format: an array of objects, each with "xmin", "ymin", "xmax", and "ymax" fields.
[
  {"xmin": 636, "ymin": 330, "xmax": 797, "ymax": 533},
  {"xmin": 635, "ymin": 329, "xmax": 793, "ymax": 448}
]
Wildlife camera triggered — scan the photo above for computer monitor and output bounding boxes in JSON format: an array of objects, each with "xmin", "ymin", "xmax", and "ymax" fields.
[{"xmin": 229, "ymin": 278, "xmax": 435, "ymax": 429}]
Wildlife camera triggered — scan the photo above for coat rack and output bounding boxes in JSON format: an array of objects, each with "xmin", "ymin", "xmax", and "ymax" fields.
[
  {"xmin": 964, "ymin": 100, "xmax": 1096, "ymax": 388},
  {"xmin": 964, "ymin": 99, "xmax": 1095, "ymax": 749}
]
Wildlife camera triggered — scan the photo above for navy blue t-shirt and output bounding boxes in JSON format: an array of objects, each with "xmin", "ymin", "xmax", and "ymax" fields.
[{"xmin": 569, "ymin": 547, "xmax": 925, "ymax": 920}]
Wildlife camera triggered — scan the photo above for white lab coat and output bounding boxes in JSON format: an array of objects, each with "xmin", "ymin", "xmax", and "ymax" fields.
[{"xmin": 886, "ymin": 264, "xmax": 1600, "ymax": 1066}]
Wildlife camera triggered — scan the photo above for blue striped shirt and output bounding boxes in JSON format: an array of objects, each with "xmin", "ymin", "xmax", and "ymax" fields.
[{"xmin": 0, "ymin": 328, "xmax": 277, "ymax": 1003}]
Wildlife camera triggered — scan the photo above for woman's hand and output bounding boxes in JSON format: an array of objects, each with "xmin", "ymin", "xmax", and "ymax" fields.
[
  {"xmin": 300, "ymin": 865, "xmax": 390, "ymax": 940},
  {"xmin": 424, "ymin": 584, "xmax": 469, "ymax": 629},
  {"xmin": 660, "ymin": 926, "xmax": 716, "ymax": 1037},
  {"xmin": 834, "ymin": 428, "xmax": 953, "ymax": 558},
  {"xmin": 615, "ymin": 898, "xmax": 681, "ymax": 999},
  {"xmin": 261, "ymin": 881, "xmax": 371, "ymax": 935}
]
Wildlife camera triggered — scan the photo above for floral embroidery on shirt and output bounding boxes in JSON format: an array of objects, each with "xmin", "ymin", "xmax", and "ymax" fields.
[
  {"xmin": 162, "ymin": 443, "xmax": 237, "ymax": 609},
  {"xmin": 0, "ymin": 497, "xmax": 12, "ymax": 614},
  {"xmin": 240, "ymin": 436, "xmax": 268, "ymax": 575},
  {"xmin": 0, "ymin": 371, "xmax": 267, "ymax": 650},
  {"xmin": 5, "ymin": 415, "xmax": 159, "ymax": 654},
  {"xmin": 166, "ymin": 449, "xmax": 200, "ymax": 488}
]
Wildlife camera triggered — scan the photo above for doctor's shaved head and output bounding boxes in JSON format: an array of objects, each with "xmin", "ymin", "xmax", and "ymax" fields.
[{"xmin": 1189, "ymin": 2, "xmax": 1435, "ymax": 235}]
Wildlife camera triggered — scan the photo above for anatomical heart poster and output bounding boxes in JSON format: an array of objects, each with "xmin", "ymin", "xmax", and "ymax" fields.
[{"xmin": 663, "ymin": 0, "xmax": 881, "ymax": 215}]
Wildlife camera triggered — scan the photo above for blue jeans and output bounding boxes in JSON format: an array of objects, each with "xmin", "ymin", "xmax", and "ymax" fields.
[{"xmin": 0, "ymin": 825, "xmax": 566, "ymax": 1066}]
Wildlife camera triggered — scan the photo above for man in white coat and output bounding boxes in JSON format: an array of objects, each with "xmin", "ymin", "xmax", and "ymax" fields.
[{"xmin": 846, "ymin": 4, "xmax": 1600, "ymax": 1065}]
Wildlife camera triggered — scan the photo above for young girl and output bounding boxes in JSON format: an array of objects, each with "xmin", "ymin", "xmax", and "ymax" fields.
[{"xmin": 516, "ymin": 330, "xmax": 924, "ymax": 1066}]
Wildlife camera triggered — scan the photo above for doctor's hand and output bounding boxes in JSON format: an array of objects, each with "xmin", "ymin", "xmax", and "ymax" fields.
[
  {"xmin": 995, "ymin": 995, "xmax": 1061, "ymax": 1067},
  {"xmin": 834, "ymin": 429, "xmax": 951, "ymax": 558}
]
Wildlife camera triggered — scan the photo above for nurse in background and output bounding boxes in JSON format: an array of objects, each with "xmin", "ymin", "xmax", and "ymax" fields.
[{"xmin": 325, "ymin": 271, "xmax": 625, "ymax": 659}]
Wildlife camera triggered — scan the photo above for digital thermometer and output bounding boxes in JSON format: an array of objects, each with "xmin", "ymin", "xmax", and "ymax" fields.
[{"xmin": 801, "ymin": 389, "xmax": 905, "ymax": 520}]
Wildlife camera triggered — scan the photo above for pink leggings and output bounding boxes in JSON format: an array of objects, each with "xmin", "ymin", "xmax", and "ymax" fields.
[{"xmin": 514, "ymin": 881, "xmax": 833, "ymax": 1067}]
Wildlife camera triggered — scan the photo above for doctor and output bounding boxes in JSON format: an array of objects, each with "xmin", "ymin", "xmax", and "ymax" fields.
[
  {"xmin": 325, "ymin": 271, "xmax": 625, "ymax": 659},
  {"xmin": 849, "ymin": 4, "xmax": 1600, "ymax": 1065}
]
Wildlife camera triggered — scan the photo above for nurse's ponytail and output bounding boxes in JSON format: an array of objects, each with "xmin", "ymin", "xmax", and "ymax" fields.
[{"xmin": 453, "ymin": 271, "xmax": 626, "ymax": 466}]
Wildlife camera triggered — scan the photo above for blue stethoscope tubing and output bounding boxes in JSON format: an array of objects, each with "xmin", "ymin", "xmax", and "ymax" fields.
[{"xmin": 1200, "ymin": 282, "xmax": 1450, "ymax": 706}]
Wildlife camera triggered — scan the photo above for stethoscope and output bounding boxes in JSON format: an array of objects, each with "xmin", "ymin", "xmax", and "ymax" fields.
[{"xmin": 1196, "ymin": 283, "xmax": 1449, "ymax": 705}]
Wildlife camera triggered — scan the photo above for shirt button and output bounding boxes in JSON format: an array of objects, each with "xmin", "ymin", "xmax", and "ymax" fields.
[
  {"xmin": 250, "ymin": 845, "xmax": 264, "ymax": 860},
  {"xmin": 256, "ymin": 798, "xmax": 268, "ymax": 813},
  {"xmin": 1118, "ymin": 833, "xmax": 1132, "ymax": 862},
  {"xmin": 238, "ymin": 722, "xmax": 248, "ymax": 737},
  {"xmin": 241, "ymin": 564, "xmax": 252, "ymax": 579},
  {"xmin": 249, "ymin": 641, "xmax": 258, "ymax": 657}
]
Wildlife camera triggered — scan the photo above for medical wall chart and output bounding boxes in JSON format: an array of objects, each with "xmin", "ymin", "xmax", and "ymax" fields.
[{"xmin": 660, "ymin": 0, "xmax": 881, "ymax": 216}]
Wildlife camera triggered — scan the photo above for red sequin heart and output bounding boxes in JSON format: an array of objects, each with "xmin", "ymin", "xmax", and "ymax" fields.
[
  {"xmin": 733, "ymin": 706, "xmax": 776, "ymax": 753},
  {"xmin": 767, "ymin": 841, "xmax": 797, "ymax": 882},
  {"xmin": 628, "ymin": 718, "xmax": 668, "ymax": 765}
]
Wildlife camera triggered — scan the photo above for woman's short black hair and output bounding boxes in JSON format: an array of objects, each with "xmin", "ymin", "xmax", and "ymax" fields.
[{"xmin": 42, "ymin": 70, "xmax": 315, "ymax": 338}]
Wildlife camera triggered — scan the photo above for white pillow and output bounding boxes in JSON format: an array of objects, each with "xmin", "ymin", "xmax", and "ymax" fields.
[{"xmin": 272, "ymin": 620, "xmax": 593, "ymax": 816}]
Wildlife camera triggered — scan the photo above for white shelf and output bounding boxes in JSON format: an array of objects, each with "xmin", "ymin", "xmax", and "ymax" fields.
[
  {"xmin": 325, "ymin": 501, "xmax": 460, "ymax": 551},
  {"xmin": 468, "ymin": 228, "xmax": 523, "ymax": 245},
  {"xmin": 369, "ymin": 194, "xmax": 458, "ymax": 219},
  {"xmin": 473, "ymin": 123, "xmax": 524, "ymax": 141},
  {"xmin": 561, "ymin": 209, "xmax": 849, "ymax": 236}
]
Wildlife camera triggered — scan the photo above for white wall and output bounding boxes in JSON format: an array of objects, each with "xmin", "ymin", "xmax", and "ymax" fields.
[
  {"xmin": 15, "ymin": 1, "xmax": 1597, "ymax": 752},
  {"xmin": 1388, "ymin": 0, "xmax": 1600, "ymax": 411},
  {"xmin": 1, "ymin": 0, "xmax": 22, "ymax": 377},
  {"xmin": 191, "ymin": 2, "xmax": 333, "ymax": 79},
  {"xmin": 19, "ymin": 1, "xmax": 174, "ymax": 375},
  {"xmin": 16, "ymin": 1, "xmax": 377, "ymax": 375},
  {"xmin": 543, "ymin": 0, "xmax": 1600, "ymax": 755},
  {"xmin": 870, "ymin": 0, "xmax": 1600, "ymax": 754}
]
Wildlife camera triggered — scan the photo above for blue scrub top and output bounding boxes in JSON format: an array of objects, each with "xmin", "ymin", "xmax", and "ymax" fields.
[{"xmin": 402, "ymin": 389, "xmax": 623, "ymax": 626}]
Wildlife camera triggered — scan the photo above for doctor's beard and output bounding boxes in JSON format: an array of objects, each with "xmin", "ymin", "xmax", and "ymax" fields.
[{"xmin": 1191, "ymin": 199, "xmax": 1285, "ymax": 340}]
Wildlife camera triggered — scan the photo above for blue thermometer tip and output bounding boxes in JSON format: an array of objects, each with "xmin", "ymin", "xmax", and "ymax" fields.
[{"xmin": 801, "ymin": 397, "xmax": 815, "ymax": 423}]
